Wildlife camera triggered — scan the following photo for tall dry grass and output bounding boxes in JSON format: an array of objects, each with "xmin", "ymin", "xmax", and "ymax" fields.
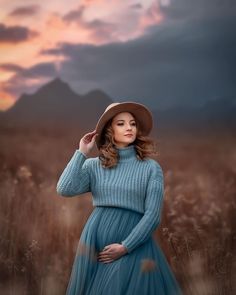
[{"xmin": 0, "ymin": 127, "xmax": 235, "ymax": 295}]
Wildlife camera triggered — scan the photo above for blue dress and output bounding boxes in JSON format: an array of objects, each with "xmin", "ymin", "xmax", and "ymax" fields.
[
  {"xmin": 65, "ymin": 206, "xmax": 182, "ymax": 294},
  {"xmin": 57, "ymin": 146, "xmax": 183, "ymax": 295}
]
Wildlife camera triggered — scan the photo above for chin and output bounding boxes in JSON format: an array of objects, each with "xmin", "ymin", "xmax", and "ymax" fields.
[
  {"xmin": 125, "ymin": 139, "xmax": 135, "ymax": 144},
  {"xmin": 115, "ymin": 139, "xmax": 135, "ymax": 146}
]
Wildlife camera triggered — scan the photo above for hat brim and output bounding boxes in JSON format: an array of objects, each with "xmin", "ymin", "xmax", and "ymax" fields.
[{"xmin": 95, "ymin": 102, "xmax": 153, "ymax": 149}]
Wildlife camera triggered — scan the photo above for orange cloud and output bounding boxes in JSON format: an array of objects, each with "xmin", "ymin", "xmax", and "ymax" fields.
[
  {"xmin": 0, "ymin": 90, "xmax": 15, "ymax": 111},
  {"xmin": 139, "ymin": 1, "xmax": 164, "ymax": 29},
  {"xmin": 44, "ymin": 12, "xmax": 93, "ymax": 46},
  {"xmin": 0, "ymin": 0, "xmax": 166, "ymax": 110}
]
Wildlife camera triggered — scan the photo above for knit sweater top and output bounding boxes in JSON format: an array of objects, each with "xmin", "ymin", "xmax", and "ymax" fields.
[{"xmin": 56, "ymin": 144, "xmax": 164, "ymax": 254}]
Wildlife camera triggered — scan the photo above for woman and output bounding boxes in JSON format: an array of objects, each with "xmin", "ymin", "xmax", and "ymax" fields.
[{"xmin": 56, "ymin": 102, "xmax": 183, "ymax": 295}]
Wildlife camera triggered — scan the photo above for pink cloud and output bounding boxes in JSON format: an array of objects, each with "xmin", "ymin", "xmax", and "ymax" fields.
[
  {"xmin": 0, "ymin": 23, "xmax": 39, "ymax": 44},
  {"xmin": 139, "ymin": 1, "xmax": 164, "ymax": 30},
  {"xmin": 8, "ymin": 5, "xmax": 41, "ymax": 17}
]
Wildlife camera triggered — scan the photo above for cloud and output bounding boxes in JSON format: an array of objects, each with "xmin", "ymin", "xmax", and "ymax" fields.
[
  {"xmin": 80, "ymin": 0, "xmax": 111, "ymax": 6},
  {"xmin": 63, "ymin": 5, "xmax": 85, "ymax": 23},
  {"xmin": 2, "ymin": 63, "xmax": 57, "ymax": 97},
  {"xmin": 129, "ymin": 3, "xmax": 143, "ymax": 10},
  {"xmin": 61, "ymin": 1, "xmax": 164, "ymax": 43},
  {"xmin": 139, "ymin": 1, "xmax": 163, "ymax": 29},
  {"xmin": 8, "ymin": 5, "xmax": 41, "ymax": 17},
  {"xmin": 63, "ymin": 6, "xmax": 116, "ymax": 42},
  {"xmin": 20, "ymin": 62, "xmax": 57, "ymax": 78},
  {"xmin": 0, "ymin": 89, "xmax": 15, "ymax": 110},
  {"xmin": 0, "ymin": 63, "xmax": 24, "ymax": 73},
  {"xmin": 159, "ymin": 0, "xmax": 236, "ymax": 20},
  {"xmin": 38, "ymin": 15, "xmax": 236, "ymax": 109},
  {"xmin": 2, "ymin": 0, "xmax": 236, "ymax": 110},
  {"xmin": 0, "ymin": 23, "xmax": 39, "ymax": 43},
  {"xmin": 83, "ymin": 19, "xmax": 117, "ymax": 42}
]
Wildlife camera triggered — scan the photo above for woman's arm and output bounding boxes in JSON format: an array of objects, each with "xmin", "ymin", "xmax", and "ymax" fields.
[
  {"xmin": 121, "ymin": 161, "xmax": 164, "ymax": 253},
  {"xmin": 56, "ymin": 149, "xmax": 92, "ymax": 197}
]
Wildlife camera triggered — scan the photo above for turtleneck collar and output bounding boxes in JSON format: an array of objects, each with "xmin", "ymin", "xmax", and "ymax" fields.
[{"xmin": 114, "ymin": 144, "xmax": 137, "ymax": 162}]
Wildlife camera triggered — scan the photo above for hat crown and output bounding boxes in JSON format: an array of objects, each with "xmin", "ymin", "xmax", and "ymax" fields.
[{"xmin": 104, "ymin": 103, "xmax": 120, "ymax": 113}]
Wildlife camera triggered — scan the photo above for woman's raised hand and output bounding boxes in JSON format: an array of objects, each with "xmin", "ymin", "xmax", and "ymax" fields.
[{"xmin": 79, "ymin": 129, "xmax": 98, "ymax": 156}]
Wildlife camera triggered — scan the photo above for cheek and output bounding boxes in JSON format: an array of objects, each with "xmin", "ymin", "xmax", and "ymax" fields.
[
  {"xmin": 114, "ymin": 128, "xmax": 124, "ymax": 139},
  {"xmin": 116, "ymin": 130, "xmax": 123, "ymax": 137},
  {"xmin": 113, "ymin": 127, "xmax": 122, "ymax": 138}
]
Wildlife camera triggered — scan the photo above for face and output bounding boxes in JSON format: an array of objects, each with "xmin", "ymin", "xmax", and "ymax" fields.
[{"xmin": 111, "ymin": 112, "xmax": 137, "ymax": 148}]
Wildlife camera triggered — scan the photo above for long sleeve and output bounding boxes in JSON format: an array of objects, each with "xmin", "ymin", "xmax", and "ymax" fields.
[
  {"xmin": 56, "ymin": 149, "xmax": 91, "ymax": 197},
  {"xmin": 121, "ymin": 161, "xmax": 164, "ymax": 253}
]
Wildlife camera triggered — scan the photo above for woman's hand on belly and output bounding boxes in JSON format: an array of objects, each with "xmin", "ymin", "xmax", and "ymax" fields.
[{"xmin": 97, "ymin": 243, "xmax": 128, "ymax": 263}]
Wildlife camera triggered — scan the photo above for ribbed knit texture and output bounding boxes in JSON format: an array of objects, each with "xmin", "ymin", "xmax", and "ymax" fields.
[{"xmin": 56, "ymin": 144, "xmax": 164, "ymax": 254}]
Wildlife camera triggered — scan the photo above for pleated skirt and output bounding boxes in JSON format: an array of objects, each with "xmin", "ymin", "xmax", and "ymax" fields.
[{"xmin": 66, "ymin": 206, "xmax": 183, "ymax": 295}]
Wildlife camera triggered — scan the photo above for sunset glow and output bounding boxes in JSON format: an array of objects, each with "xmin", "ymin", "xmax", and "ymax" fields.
[
  {"xmin": 0, "ymin": 90, "xmax": 15, "ymax": 110},
  {"xmin": 1, "ymin": 0, "xmax": 233, "ymax": 112},
  {"xmin": 0, "ymin": 0, "xmax": 166, "ymax": 110}
]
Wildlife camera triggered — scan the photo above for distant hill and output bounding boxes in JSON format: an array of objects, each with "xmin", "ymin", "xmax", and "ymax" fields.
[
  {"xmin": 0, "ymin": 78, "xmax": 235, "ymax": 135},
  {"xmin": 0, "ymin": 78, "xmax": 113, "ymax": 132}
]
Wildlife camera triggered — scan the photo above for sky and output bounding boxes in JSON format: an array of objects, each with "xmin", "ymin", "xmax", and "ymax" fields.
[{"xmin": 0, "ymin": 0, "xmax": 235, "ymax": 111}]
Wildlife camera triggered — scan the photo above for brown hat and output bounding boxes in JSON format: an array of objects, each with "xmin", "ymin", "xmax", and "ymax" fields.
[{"xmin": 95, "ymin": 102, "xmax": 153, "ymax": 149}]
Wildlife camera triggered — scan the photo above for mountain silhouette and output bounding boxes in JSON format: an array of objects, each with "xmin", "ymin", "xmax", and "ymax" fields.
[
  {"xmin": 0, "ymin": 78, "xmax": 235, "ymax": 135},
  {"xmin": 0, "ymin": 77, "xmax": 113, "ymax": 132}
]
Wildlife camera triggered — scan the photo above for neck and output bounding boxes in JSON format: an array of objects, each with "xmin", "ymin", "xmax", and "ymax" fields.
[{"xmin": 114, "ymin": 144, "xmax": 137, "ymax": 162}]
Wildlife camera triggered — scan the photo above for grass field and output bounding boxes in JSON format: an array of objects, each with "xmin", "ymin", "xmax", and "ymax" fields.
[{"xmin": 0, "ymin": 127, "xmax": 235, "ymax": 295}]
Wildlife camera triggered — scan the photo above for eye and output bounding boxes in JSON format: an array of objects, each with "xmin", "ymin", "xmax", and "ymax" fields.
[{"xmin": 117, "ymin": 122, "xmax": 136, "ymax": 126}]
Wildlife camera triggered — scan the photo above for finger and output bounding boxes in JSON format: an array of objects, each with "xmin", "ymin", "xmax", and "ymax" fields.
[
  {"xmin": 102, "ymin": 246, "xmax": 110, "ymax": 252},
  {"xmin": 91, "ymin": 134, "xmax": 98, "ymax": 142},
  {"xmin": 84, "ymin": 132, "xmax": 95, "ymax": 139},
  {"xmin": 87, "ymin": 130, "xmax": 97, "ymax": 135},
  {"xmin": 102, "ymin": 247, "xmax": 110, "ymax": 251},
  {"xmin": 99, "ymin": 249, "xmax": 110, "ymax": 255},
  {"xmin": 98, "ymin": 250, "xmax": 106, "ymax": 254},
  {"xmin": 98, "ymin": 255, "xmax": 112, "ymax": 262},
  {"xmin": 84, "ymin": 134, "xmax": 93, "ymax": 139},
  {"xmin": 85, "ymin": 133, "xmax": 97, "ymax": 141},
  {"xmin": 83, "ymin": 135, "xmax": 94, "ymax": 143},
  {"xmin": 98, "ymin": 254, "xmax": 110, "ymax": 259},
  {"xmin": 98, "ymin": 253, "xmax": 110, "ymax": 258},
  {"xmin": 99, "ymin": 257, "xmax": 113, "ymax": 263},
  {"xmin": 98, "ymin": 256, "xmax": 112, "ymax": 260}
]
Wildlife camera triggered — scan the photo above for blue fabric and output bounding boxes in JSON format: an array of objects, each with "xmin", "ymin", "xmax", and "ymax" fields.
[
  {"xmin": 57, "ymin": 145, "xmax": 164, "ymax": 254},
  {"xmin": 66, "ymin": 206, "xmax": 183, "ymax": 295}
]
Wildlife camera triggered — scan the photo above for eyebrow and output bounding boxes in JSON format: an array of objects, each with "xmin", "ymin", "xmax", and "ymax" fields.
[{"xmin": 115, "ymin": 119, "xmax": 136, "ymax": 122}]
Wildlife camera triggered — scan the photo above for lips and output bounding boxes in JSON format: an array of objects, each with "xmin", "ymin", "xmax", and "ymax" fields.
[{"xmin": 124, "ymin": 134, "xmax": 133, "ymax": 136}]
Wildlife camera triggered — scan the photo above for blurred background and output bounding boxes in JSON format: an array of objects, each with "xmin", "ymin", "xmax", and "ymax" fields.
[{"xmin": 0, "ymin": 0, "xmax": 236, "ymax": 294}]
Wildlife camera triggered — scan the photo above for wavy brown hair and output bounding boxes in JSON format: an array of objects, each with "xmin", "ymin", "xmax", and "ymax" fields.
[{"xmin": 98, "ymin": 115, "xmax": 159, "ymax": 169}]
